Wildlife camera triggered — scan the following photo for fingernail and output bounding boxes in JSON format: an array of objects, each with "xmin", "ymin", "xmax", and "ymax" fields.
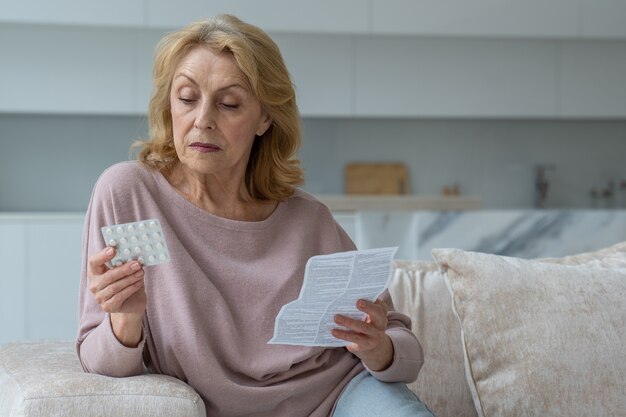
[
  {"xmin": 130, "ymin": 262, "xmax": 140, "ymax": 271},
  {"xmin": 334, "ymin": 315, "xmax": 342, "ymax": 324},
  {"xmin": 358, "ymin": 300, "xmax": 366, "ymax": 308},
  {"xmin": 106, "ymin": 247, "xmax": 114, "ymax": 255}
]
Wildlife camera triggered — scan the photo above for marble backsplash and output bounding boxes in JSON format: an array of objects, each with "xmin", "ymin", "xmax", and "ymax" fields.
[{"xmin": 334, "ymin": 210, "xmax": 626, "ymax": 261}]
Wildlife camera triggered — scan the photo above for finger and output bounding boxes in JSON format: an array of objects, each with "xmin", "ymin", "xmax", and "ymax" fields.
[
  {"xmin": 95, "ymin": 261, "xmax": 143, "ymax": 293},
  {"xmin": 94, "ymin": 269, "xmax": 144, "ymax": 305},
  {"xmin": 334, "ymin": 314, "xmax": 375, "ymax": 336},
  {"xmin": 101, "ymin": 278, "xmax": 144, "ymax": 313},
  {"xmin": 376, "ymin": 299, "xmax": 389, "ymax": 316},
  {"xmin": 331, "ymin": 328, "xmax": 375, "ymax": 349},
  {"xmin": 88, "ymin": 247, "xmax": 117, "ymax": 275},
  {"xmin": 356, "ymin": 299, "xmax": 387, "ymax": 329}
]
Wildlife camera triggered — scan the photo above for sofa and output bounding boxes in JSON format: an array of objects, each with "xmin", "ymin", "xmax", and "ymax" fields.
[{"xmin": 1, "ymin": 242, "xmax": 625, "ymax": 417}]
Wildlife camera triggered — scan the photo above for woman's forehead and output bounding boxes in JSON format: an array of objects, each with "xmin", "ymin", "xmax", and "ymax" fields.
[
  {"xmin": 173, "ymin": 46, "xmax": 249, "ymax": 89},
  {"xmin": 175, "ymin": 47, "xmax": 237, "ymax": 75}
]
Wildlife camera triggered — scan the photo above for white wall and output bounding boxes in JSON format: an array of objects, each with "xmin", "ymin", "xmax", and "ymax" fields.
[{"xmin": 1, "ymin": 114, "xmax": 625, "ymax": 211}]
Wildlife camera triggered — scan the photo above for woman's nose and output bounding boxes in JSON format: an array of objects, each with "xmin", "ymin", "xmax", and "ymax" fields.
[{"xmin": 194, "ymin": 102, "xmax": 216, "ymax": 130}]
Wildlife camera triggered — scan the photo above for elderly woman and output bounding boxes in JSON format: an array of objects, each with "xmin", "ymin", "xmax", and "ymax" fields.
[{"xmin": 76, "ymin": 14, "xmax": 433, "ymax": 417}]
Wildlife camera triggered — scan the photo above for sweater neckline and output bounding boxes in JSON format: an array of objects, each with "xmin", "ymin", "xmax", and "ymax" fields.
[{"xmin": 151, "ymin": 168, "xmax": 287, "ymax": 231}]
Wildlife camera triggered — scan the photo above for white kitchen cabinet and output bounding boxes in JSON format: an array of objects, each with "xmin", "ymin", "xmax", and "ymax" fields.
[
  {"xmin": 3, "ymin": 0, "xmax": 626, "ymax": 42},
  {"xmin": 371, "ymin": 0, "xmax": 578, "ymax": 38},
  {"xmin": 0, "ymin": 0, "xmax": 144, "ymax": 27},
  {"xmin": 0, "ymin": 222, "xmax": 26, "ymax": 343},
  {"xmin": 273, "ymin": 34, "xmax": 353, "ymax": 117},
  {"xmin": 0, "ymin": 216, "xmax": 83, "ymax": 343},
  {"xmin": 353, "ymin": 36, "xmax": 559, "ymax": 118},
  {"xmin": 580, "ymin": 0, "xmax": 626, "ymax": 39},
  {"xmin": 2, "ymin": 14, "xmax": 626, "ymax": 118},
  {"xmin": 560, "ymin": 41, "xmax": 626, "ymax": 118},
  {"xmin": 145, "ymin": 0, "xmax": 369, "ymax": 34},
  {"xmin": 25, "ymin": 220, "xmax": 84, "ymax": 340},
  {"xmin": 134, "ymin": 29, "xmax": 170, "ymax": 113},
  {"xmin": 0, "ymin": 24, "xmax": 137, "ymax": 114}
]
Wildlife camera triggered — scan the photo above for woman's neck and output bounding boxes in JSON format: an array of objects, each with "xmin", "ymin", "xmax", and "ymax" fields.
[{"xmin": 163, "ymin": 164, "xmax": 276, "ymax": 221}]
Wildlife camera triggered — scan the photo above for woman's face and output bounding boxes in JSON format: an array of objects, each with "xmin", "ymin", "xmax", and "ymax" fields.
[{"xmin": 169, "ymin": 46, "xmax": 270, "ymax": 178}]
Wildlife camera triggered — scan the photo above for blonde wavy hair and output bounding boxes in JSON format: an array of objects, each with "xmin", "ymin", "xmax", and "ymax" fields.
[{"xmin": 133, "ymin": 14, "xmax": 304, "ymax": 201}]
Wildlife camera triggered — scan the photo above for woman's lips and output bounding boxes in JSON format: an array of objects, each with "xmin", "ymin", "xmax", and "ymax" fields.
[{"xmin": 189, "ymin": 142, "xmax": 221, "ymax": 153}]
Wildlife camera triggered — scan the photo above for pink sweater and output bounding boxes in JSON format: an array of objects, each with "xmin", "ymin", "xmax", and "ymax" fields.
[{"xmin": 76, "ymin": 161, "xmax": 423, "ymax": 417}]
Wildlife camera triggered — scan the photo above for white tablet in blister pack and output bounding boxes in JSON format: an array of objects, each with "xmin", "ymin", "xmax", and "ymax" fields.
[{"xmin": 101, "ymin": 219, "xmax": 170, "ymax": 267}]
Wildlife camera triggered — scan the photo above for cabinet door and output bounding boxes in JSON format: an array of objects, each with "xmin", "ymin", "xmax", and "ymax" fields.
[
  {"xmin": 372, "ymin": 0, "xmax": 578, "ymax": 38},
  {"xmin": 146, "ymin": 0, "xmax": 368, "ymax": 33},
  {"xmin": 0, "ymin": 0, "xmax": 143, "ymax": 27},
  {"xmin": 560, "ymin": 41, "xmax": 626, "ymax": 118},
  {"xmin": 580, "ymin": 0, "xmax": 626, "ymax": 39},
  {"xmin": 273, "ymin": 34, "xmax": 353, "ymax": 117},
  {"xmin": 0, "ymin": 222, "xmax": 26, "ymax": 344},
  {"xmin": 25, "ymin": 220, "xmax": 84, "ymax": 340},
  {"xmin": 354, "ymin": 36, "xmax": 558, "ymax": 118},
  {"xmin": 135, "ymin": 29, "xmax": 170, "ymax": 114},
  {"xmin": 0, "ymin": 25, "xmax": 136, "ymax": 114}
]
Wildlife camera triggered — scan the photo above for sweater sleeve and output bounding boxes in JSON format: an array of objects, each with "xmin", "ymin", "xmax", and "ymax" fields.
[
  {"xmin": 363, "ymin": 289, "xmax": 424, "ymax": 383},
  {"xmin": 75, "ymin": 167, "xmax": 146, "ymax": 377},
  {"xmin": 78, "ymin": 313, "xmax": 146, "ymax": 377}
]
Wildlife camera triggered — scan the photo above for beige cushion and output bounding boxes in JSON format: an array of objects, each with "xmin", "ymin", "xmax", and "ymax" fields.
[
  {"xmin": 389, "ymin": 241, "xmax": 626, "ymax": 417},
  {"xmin": 390, "ymin": 261, "xmax": 478, "ymax": 417},
  {"xmin": 0, "ymin": 340, "xmax": 205, "ymax": 417},
  {"xmin": 540, "ymin": 241, "xmax": 626, "ymax": 267},
  {"xmin": 432, "ymin": 248, "xmax": 626, "ymax": 417}
]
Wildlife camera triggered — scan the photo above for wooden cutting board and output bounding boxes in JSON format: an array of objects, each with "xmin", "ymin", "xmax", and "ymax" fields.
[{"xmin": 345, "ymin": 163, "xmax": 409, "ymax": 195}]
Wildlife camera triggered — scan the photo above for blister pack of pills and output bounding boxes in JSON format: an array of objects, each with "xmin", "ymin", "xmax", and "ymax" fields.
[{"xmin": 101, "ymin": 219, "xmax": 171, "ymax": 267}]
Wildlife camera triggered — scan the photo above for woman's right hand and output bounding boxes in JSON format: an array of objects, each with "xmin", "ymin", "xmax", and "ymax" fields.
[{"xmin": 88, "ymin": 246, "xmax": 147, "ymax": 346}]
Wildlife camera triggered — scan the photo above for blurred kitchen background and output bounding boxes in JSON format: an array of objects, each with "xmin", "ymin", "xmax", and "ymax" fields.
[{"xmin": 1, "ymin": 1, "xmax": 626, "ymax": 342}]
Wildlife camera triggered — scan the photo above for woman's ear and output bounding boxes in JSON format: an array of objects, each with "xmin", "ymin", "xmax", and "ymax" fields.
[{"xmin": 256, "ymin": 113, "xmax": 272, "ymax": 136}]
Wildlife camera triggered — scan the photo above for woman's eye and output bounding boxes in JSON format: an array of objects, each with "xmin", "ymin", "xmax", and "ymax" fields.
[
  {"xmin": 178, "ymin": 97, "xmax": 195, "ymax": 104},
  {"xmin": 221, "ymin": 103, "xmax": 239, "ymax": 109}
]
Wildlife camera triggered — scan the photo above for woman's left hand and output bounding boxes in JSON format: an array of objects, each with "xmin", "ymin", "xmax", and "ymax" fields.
[{"xmin": 332, "ymin": 298, "xmax": 394, "ymax": 372}]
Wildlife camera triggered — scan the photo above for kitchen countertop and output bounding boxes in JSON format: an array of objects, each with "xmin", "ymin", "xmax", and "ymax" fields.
[
  {"xmin": 316, "ymin": 195, "xmax": 482, "ymax": 211},
  {"xmin": 0, "ymin": 196, "xmax": 482, "ymax": 216},
  {"xmin": 334, "ymin": 209, "xmax": 626, "ymax": 260},
  {"xmin": 0, "ymin": 212, "xmax": 85, "ymax": 220}
]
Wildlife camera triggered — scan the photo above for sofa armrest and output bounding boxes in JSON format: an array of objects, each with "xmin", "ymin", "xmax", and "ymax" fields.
[{"xmin": 0, "ymin": 340, "xmax": 205, "ymax": 417}]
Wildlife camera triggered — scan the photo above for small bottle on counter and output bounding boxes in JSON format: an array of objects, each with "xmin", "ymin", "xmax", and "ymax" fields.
[
  {"xmin": 590, "ymin": 188, "xmax": 606, "ymax": 209},
  {"xmin": 606, "ymin": 180, "xmax": 615, "ymax": 208},
  {"xmin": 619, "ymin": 181, "xmax": 626, "ymax": 208},
  {"xmin": 590, "ymin": 181, "xmax": 621, "ymax": 209}
]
